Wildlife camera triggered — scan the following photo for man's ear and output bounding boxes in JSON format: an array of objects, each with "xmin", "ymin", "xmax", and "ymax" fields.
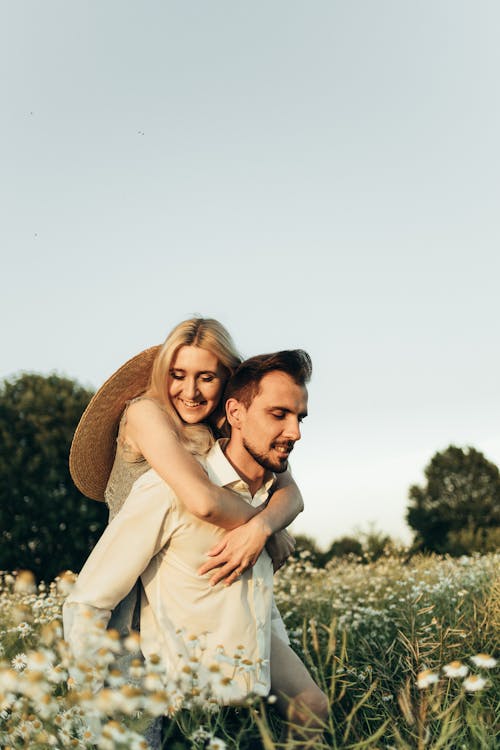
[{"xmin": 225, "ymin": 397, "xmax": 245, "ymax": 429}]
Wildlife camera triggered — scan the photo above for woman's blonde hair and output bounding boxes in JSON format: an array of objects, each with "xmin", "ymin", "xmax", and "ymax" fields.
[{"xmin": 148, "ymin": 317, "xmax": 241, "ymax": 454}]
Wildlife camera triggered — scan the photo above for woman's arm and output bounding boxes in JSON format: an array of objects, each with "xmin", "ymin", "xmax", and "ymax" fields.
[
  {"xmin": 198, "ymin": 470, "xmax": 303, "ymax": 585},
  {"xmin": 125, "ymin": 398, "xmax": 258, "ymax": 529}
]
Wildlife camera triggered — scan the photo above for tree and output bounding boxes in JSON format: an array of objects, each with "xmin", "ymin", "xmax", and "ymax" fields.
[
  {"xmin": 324, "ymin": 536, "xmax": 363, "ymax": 561},
  {"xmin": 406, "ymin": 445, "xmax": 500, "ymax": 554},
  {"xmin": 356, "ymin": 524, "xmax": 395, "ymax": 561},
  {"xmin": 0, "ymin": 373, "xmax": 108, "ymax": 581}
]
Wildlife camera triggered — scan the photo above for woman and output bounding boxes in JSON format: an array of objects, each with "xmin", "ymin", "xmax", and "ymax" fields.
[{"xmin": 70, "ymin": 318, "xmax": 303, "ymax": 603}]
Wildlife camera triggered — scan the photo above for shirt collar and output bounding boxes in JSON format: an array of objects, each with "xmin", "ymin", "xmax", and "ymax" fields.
[{"xmin": 205, "ymin": 439, "xmax": 276, "ymax": 496}]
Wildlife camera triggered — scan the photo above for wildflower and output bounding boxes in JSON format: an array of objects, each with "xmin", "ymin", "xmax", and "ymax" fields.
[
  {"xmin": 116, "ymin": 684, "xmax": 143, "ymax": 714},
  {"xmin": 14, "ymin": 570, "xmax": 36, "ymax": 594},
  {"xmin": 39, "ymin": 620, "xmax": 63, "ymax": 646},
  {"xmin": 11, "ymin": 653, "xmax": 28, "ymax": 671},
  {"xmin": 17, "ymin": 621, "xmax": 33, "ymax": 638},
  {"xmin": 106, "ymin": 668, "xmax": 126, "ymax": 688},
  {"xmin": 238, "ymin": 658, "xmax": 256, "ymax": 673},
  {"xmin": 145, "ymin": 653, "xmax": 164, "ymax": 673},
  {"xmin": 103, "ymin": 628, "xmax": 122, "ymax": 654},
  {"xmin": 124, "ymin": 631, "xmax": 141, "ymax": 653},
  {"xmin": 211, "ymin": 673, "xmax": 243, "ymax": 702},
  {"xmin": 46, "ymin": 664, "xmax": 67, "ymax": 684},
  {"xmin": 470, "ymin": 653, "xmax": 497, "ymax": 669},
  {"xmin": 56, "ymin": 570, "xmax": 77, "ymax": 596},
  {"xmin": 21, "ymin": 670, "xmax": 51, "ymax": 702},
  {"xmin": 144, "ymin": 672, "xmax": 164, "ymax": 692},
  {"xmin": 191, "ymin": 726, "xmax": 211, "ymax": 742},
  {"xmin": 95, "ymin": 646, "xmax": 116, "ymax": 668},
  {"xmin": 130, "ymin": 737, "xmax": 149, "ymax": 750},
  {"xmin": 128, "ymin": 658, "xmax": 145, "ymax": 681},
  {"xmin": 463, "ymin": 675, "xmax": 487, "ymax": 692},
  {"xmin": 416, "ymin": 669, "xmax": 439, "ymax": 689},
  {"xmin": 15, "ymin": 720, "xmax": 34, "ymax": 741},
  {"xmin": 25, "ymin": 648, "xmax": 55, "ymax": 671},
  {"xmin": 207, "ymin": 738, "xmax": 227, "ymax": 750},
  {"xmin": 98, "ymin": 720, "xmax": 126, "ymax": 749},
  {"xmin": 143, "ymin": 689, "xmax": 169, "ymax": 716},
  {"xmin": 443, "ymin": 660, "xmax": 469, "ymax": 678}
]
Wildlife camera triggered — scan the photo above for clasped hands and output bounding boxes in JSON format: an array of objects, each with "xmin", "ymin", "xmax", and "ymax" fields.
[{"xmin": 197, "ymin": 515, "xmax": 295, "ymax": 586}]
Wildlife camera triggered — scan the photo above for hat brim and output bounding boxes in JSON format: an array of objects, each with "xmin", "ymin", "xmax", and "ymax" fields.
[{"xmin": 69, "ymin": 346, "xmax": 160, "ymax": 501}]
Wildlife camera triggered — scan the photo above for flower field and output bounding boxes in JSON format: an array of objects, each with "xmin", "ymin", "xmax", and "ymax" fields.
[{"xmin": 0, "ymin": 552, "xmax": 498, "ymax": 749}]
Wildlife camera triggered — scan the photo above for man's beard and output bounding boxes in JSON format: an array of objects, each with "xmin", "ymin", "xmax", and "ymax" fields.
[{"xmin": 242, "ymin": 437, "xmax": 293, "ymax": 473}]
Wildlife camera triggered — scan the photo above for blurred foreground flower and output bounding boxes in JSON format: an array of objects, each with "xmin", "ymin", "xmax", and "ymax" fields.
[
  {"xmin": 443, "ymin": 660, "xmax": 469, "ymax": 678},
  {"xmin": 56, "ymin": 570, "xmax": 77, "ymax": 596},
  {"xmin": 416, "ymin": 669, "xmax": 439, "ymax": 689},
  {"xmin": 463, "ymin": 675, "xmax": 487, "ymax": 692},
  {"xmin": 14, "ymin": 570, "xmax": 36, "ymax": 595},
  {"xmin": 207, "ymin": 738, "xmax": 227, "ymax": 750},
  {"xmin": 470, "ymin": 653, "xmax": 497, "ymax": 669}
]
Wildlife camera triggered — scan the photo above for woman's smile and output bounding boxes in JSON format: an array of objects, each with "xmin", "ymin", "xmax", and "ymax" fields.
[{"xmin": 168, "ymin": 345, "xmax": 227, "ymax": 424}]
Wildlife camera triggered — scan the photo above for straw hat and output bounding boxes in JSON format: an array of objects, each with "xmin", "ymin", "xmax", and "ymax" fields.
[{"xmin": 69, "ymin": 345, "xmax": 161, "ymax": 502}]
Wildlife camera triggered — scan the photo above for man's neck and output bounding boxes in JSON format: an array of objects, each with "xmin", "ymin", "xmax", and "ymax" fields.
[{"xmin": 222, "ymin": 440, "xmax": 266, "ymax": 497}]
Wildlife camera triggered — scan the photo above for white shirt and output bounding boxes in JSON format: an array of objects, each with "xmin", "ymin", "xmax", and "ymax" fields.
[{"xmin": 63, "ymin": 440, "xmax": 288, "ymax": 703}]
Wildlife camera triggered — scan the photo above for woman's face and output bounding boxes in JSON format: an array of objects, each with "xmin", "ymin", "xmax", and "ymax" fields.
[{"xmin": 168, "ymin": 345, "xmax": 227, "ymax": 424}]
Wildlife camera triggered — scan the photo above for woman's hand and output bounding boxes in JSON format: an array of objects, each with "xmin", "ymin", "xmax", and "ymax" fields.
[
  {"xmin": 198, "ymin": 515, "xmax": 272, "ymax": 586},
  {"xmin": 265, "ymin": 529, "xmax": 295, "ymax": 572}
]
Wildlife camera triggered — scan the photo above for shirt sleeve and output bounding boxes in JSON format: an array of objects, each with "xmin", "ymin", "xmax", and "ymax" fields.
[{"xmin": 65, "ymin": 469, "xmax": 175, "ymax": 612}]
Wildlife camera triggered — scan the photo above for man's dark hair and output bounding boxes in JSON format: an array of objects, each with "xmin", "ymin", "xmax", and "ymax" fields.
[{"xmin": 224, "ymin": 349, "xmax": 312, "ymax": 407}]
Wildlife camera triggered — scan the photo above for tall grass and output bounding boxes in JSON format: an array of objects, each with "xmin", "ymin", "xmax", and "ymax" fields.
[{"xmin": 0, "ymin": 553, "xmax": 498, "ymax": 749}]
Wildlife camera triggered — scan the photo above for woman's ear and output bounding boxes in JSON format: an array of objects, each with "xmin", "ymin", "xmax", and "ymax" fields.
[{"xmin": 225, "ymin": 397, "xmax": 245, "ymax": 429}]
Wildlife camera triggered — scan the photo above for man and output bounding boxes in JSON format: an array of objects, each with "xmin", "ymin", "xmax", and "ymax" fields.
[{"xmin": 63, "ymin": 350, "xmax": 328, "ymax": 739}]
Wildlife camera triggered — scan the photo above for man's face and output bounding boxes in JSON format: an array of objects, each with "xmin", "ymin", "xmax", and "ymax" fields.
[{"xmin": 234, "ymin": 371, "xmax": 308, "ymax": 473}]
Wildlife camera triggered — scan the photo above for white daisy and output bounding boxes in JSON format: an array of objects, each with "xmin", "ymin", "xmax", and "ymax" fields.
[
  {"xmin": 207, "ymin": 738, "xmax": 227, "ymax": 750},
  {"xmin": 463, "ymin": 675, "xmax": 487, "ymax": 692},
  {"xmin": 11, "ymin": 653, "xmax": 28, "ymax": 672},
  {"xmin": 124, "ymin": 632, "xmax": 141, "ymax": 653},
  {"xmin": 470, "ymin": 653, "xmax": 497, "ymax": 669},
  {"xmin": 443, "ymin": 660, "xmax": 469, "ymax": 678},
  {"xmin": 17, "ymin": 622, "xmax": 33, "ymax": 638},
  {"xmin": 14, "ymin": 570, "xmax": 36, "ymax": 594},
  {"xmin": 416, "ymin": 669, "xmax": 439, "ymax": 689}
]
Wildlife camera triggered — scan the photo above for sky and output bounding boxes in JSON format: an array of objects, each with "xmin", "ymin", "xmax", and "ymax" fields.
[{"xmin": 2, "ymin": 1, "xmax": 499, "ymax": 549}]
